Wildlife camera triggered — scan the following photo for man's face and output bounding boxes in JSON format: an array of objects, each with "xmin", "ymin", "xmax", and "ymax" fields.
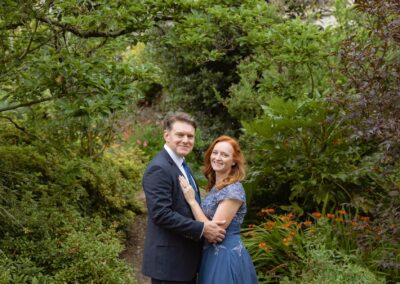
[{"xmin": 164, "ymin": 121, "xmax": 195, "ymax": 157}]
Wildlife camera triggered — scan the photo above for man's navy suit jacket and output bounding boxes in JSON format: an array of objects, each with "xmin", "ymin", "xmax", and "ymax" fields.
[{"xmin": 142, "ymin": 149, "xmax": 204, "ymax": 281}]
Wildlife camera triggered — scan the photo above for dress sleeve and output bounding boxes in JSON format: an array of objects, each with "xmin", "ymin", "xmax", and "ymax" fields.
[{"xmin": 216, "ymin": 182, "xmax": 246, "ymax": 204}]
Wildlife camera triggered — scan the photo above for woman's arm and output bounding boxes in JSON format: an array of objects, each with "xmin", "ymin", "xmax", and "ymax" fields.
[
  {"xmin": 179, "ymin": 175, "xmax": 209, "ymax": 222},
  {"xmin": 211, "ymin": 199, "xmax": 242, "ymax": 229},
  {"xmin": 179, "ymin": 176, "xmax": 242, "ymax": 229}
]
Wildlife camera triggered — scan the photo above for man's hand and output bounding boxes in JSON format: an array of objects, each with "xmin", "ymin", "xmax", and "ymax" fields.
[{"xmin": 203, "ymin": 220, "xmax": 226, "ymax": 244}]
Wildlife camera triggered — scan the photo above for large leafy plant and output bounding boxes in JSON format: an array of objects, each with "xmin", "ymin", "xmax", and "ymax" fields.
[{"xmin": 241, "ymin": 97, "xmax": 379, "ymax": 211}]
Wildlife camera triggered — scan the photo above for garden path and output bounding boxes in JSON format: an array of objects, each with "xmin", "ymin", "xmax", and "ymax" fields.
[{"xmin": 121, "ymin": 190, "xmax": 151, "ymax": 284}]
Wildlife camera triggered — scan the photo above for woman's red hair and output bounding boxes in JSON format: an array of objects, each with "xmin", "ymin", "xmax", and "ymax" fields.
[{"xmin": 203, "ymin": 135, "xmax": 246, "ymax": 191}]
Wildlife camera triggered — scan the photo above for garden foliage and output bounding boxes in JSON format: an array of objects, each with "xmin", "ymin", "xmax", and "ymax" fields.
[
  {"xmin": 1, "ymin": 0, "xmax": 400, "ymax": 283},
  {"xmin": 243, "ymin": 209, "xmax": 387, "ymax": 283},
  {"xmin": 0, "ymin": 125, "xmax": 146, "ymax": 282}
]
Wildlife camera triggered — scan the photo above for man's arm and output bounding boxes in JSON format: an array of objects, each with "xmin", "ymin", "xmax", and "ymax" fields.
[{"xmin": 143, "ymin": 165, "xmax": 204, "ymax": 240}]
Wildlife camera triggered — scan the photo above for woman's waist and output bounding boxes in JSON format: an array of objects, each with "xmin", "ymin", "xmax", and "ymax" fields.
[
  {"xmin": 204, "ymin": 234, "xmax": 243, "ymax": 249},
  {"xmin": 225, "ymin": 222, "xmax": 242, "ymax": 234},
  {"xmin": 203, "ymin": 223, "xmax": 242, "ymax": 246}
]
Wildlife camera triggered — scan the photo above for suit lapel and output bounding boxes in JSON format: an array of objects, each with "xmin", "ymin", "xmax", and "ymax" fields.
[{"xmin": 160, "ymin": 149, "xmax": 200, "ymax": 197}]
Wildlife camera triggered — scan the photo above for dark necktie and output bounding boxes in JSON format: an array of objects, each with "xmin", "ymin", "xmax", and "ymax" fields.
[{"xmin": 182, "ymin": 160, "xmax": 201, "ymax": 204}]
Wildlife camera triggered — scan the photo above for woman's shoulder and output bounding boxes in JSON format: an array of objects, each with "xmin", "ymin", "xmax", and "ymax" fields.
[
  {"xmin": 223, "ymin": 181, "xmax": 244, "ymax": 191},
  {"xmin": 218, "ymin": 182, "xmax": 245, "ymax": 200}
]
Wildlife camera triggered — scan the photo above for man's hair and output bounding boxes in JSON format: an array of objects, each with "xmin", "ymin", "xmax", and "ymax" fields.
[{"xmin": 163, "ymin": 111, "xmax": 197, "ymax": 131}]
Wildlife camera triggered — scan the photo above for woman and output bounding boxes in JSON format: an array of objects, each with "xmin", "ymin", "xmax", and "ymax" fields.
[{"xmin": 179, "ymin": 135, "xmax": 258, "ymax": 284}]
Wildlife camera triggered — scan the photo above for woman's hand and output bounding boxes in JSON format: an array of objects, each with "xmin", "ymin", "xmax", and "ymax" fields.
[{"xmin": 179, "ymin": 175, "xmax": 196, "ymax": 204}]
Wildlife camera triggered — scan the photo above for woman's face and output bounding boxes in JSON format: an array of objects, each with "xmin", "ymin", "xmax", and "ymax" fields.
[{"xmin": 210, "ymin": 141, "xmax": 235, "ymax": 176}]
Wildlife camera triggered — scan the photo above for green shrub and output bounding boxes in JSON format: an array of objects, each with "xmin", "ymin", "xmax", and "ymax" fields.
[
  {"xmin": 0, "ymin": 142, "xmax": 146, "ymax": 282},
  {"xmin": 125, "ymin": 123, "xmax": 165, "ymax": 159},
  {"xmin": 283, "ymin": 242, "xmax": 384, "ymax": 284},
  {"xmin": 241, "ymin": 97, "xmax": 379, "ymax": 212},
  {"xmin": 146, "ymin": 0, "xmax": 283, "ymax": 137},
  {"xmin": 79, "ymin": 147, "xmax": 146, "ymax": 225},
  {"xmin": 51, "ymin": 219, "xmax": 135, "ymax": 284},
  {"xmin": 0, "ymin": 218, "xmax": 135, "ymax": 284},
  {"xmin": 0, "ymin": 255, "xmax": 52, "ymax": 284}
]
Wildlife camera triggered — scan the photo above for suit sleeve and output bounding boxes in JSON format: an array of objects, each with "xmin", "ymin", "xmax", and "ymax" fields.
[{"xmin": 143, "ymin": 164, "xmax": 204, "ymax": 241}]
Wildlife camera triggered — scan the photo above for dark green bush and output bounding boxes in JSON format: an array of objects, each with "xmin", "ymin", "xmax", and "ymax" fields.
[
  {"xmin": 0, "ymin": 140, "xmax": 145, "ymax": 282},
  {"xmin": 241, "ymin": 97, "xmax": 381, "ymax": 212}
]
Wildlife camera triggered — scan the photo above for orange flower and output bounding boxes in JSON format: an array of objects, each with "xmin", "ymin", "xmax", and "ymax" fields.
[
  {"xmin": 359, "ymin": 216, "xmax": 370, "ymax": 222},
  {"xmin": 280, "ymin": 222, "xmax": 292, "ymax": 229},
  {"xmin": 303, "ymin": 221, "xmax": 312, "ymax": 226},
  {"xmin": 351, "ymin": 221, "xmax": 358, "ymax": 226},
  {"xmin": 262, "ymin": 208, "xmax": 275, "ymax": 214},
  {"xmin": 335, "ymin": 217, "xmax": 344, "ymax": 223},
  {"xmin": 283, "ymin": 237, "xmax": 293, "ymax": 246},
  {"xmin": 289, "ymin": 231, "xmax": 297, "ymax": 236},
  {"xmin": 326, "ymin": 213, "xmax": 335, "ymax": 219},
  {"xmin": 337, "ymin": 210, "xmax": 347, "ymax": 215},
  {"xmin": 258, "ymin": 242, "xmax": 273, "ymax": 252},
  {"xmin": 264, "ymin": 221, "xmax": 276, "ymax": 230},
  {"xmin": 279, "ymin": 216, "xmax": 288, "ymax": 221},
  {"xmin": 311, "ymin": 212, "xmax": 321, "ymax": 218},
  {"xmin": 280, "ymin": 215, "xmax": 292, "ymax": 222}
]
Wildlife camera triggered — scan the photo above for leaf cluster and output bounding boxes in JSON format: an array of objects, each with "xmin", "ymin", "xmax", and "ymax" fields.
[
  {"xmin": 332, "ymin": 0, "xmax": 400, "ymax": 158},
  {"xmin": 241, "ymin": 96, "xmax": 381, "ymax": 211},
  {"xmin": 146, "ymin": 0, "xmax": 283, "ymax": 138},
  {"xmin": 0, "ymin": 134, "xmax": 146, "ymax": 281},
  {"xmin": 0, "ymin": 0, "xmax": 168, "ymax": 157}
]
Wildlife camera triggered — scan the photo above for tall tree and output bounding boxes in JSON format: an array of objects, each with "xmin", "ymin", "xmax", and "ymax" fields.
[{"xmin": 0, "ymin": 0, "xmax": 167, "ymax": 154}]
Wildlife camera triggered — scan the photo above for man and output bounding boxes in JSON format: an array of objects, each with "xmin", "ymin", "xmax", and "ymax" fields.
[{"xmin": 142, "ymin": 111, "xmax": 226, "ymax": 284}]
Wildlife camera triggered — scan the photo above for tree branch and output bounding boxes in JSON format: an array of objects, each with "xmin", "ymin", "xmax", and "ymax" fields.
[
  {"xmin": 86, "ymin": 38, "xmax": 108, "ymax": 56},
  {"xmin": 0, "ymin": 115, "xmax": 37, "ymax": 139},
  {"xmin": 38, "ymin": 16, "xmax": 135, "ymax": 38},
  {"xmin": 2, "ymin": 22, "xmax": 25, "ymax": 30},
  {"xmin": 18, "ymin": 19, "xmax": 39, "ymax": 61},
  {"xmin": 0, "ymin": 94, "xmax": 66, "ymax": 113},
  {"xmin": 0, "ymin": 37, "xmax": 51, "ymax": 72},
  {"xmin": 0, "ymin": 115, "xmax": 26, "ymax": 131}
]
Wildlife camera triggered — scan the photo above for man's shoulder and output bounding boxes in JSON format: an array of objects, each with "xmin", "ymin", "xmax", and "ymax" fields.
[{"xmin": 146, "ymin": 149, "xmax": 171, "ymax": 168}]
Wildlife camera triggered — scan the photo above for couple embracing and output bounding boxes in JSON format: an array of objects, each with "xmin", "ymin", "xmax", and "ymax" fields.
[{"xmin": 141, "ymin": 111, "xmax": 258, "ymax": 284}]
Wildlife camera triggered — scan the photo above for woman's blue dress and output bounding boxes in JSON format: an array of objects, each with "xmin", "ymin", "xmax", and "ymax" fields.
[{"xmin": 199, "ymin": 182, "xmax": 258, "ymax": 284}]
